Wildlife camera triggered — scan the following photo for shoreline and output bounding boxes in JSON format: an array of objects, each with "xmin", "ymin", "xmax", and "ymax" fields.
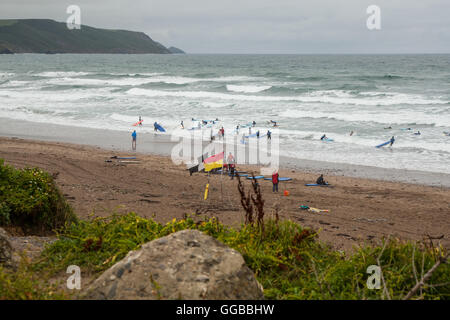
[{"xmin": 1, "ymin": 117, "xmax": 449, "ymax": 188}]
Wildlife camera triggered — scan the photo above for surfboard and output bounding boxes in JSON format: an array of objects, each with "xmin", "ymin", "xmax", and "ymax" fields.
[
  {"xmin": 305, "ymin": 183, "xmax": 330, "ymax": 187},
  {"xmin": 375, "ymin": 141, "xmax": 390, "ymax": 148},
  {"xmin": 132, "ymin": 120, "xmax": 143, "ymax": 126},
  {"xmin": 279, "ymin": 177, "xmax": 292, "ymax": 181},
  {"xmin": 155, "ymin": 123, "xmax": 166, "ymax": 132},
  {"xmin": 245, "ymin": 133, "xmax": 258, "ymax": 138},
  {"xmin": 246, "ymin": 176, "xmax": 264, "ymax": 180},
  {"xmin": 322, "ymin": 138, "xmax": 334, "ymax": 142}
]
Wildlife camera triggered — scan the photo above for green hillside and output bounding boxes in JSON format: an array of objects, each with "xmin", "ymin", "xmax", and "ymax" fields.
[{"xmin": 0, "ymin": 19, "xmax": 173, "ymax": 54}]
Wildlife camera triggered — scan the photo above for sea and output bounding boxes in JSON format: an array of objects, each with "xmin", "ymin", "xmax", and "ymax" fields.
[{"xmin": 0, "ymin": 54, "xmax": 449, "ymax": 174}]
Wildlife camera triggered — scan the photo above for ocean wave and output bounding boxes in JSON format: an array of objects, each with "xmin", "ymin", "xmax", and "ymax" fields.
[
  {"xmin": 36, "ymin": 71, "xmax": 91, "ymax": 77},
  {"xmin": 126, "ymin": 88, "xmax": 448, "ymax": 106},
  {"xmin": 279, "ymin": 109, "xmax": 450, "ymax": 127},
  {"xmin": 226, "ymin": 84, "xmax": 272, "ymax": 93}
]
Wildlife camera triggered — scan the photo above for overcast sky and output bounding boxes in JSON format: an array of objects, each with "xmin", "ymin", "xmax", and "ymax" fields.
[{"xmin": 1, "ymin": 0, "xmax": 449, "ymax": 53}]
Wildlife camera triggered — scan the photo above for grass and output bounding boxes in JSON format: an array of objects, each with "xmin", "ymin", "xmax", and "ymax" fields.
[
  {"xmin": 1, "ymin": 163, "xmax": 448, "ymax": 300},
  {"xmin": 0, "ymin": 159, "xmax": 77, "ymax": 234},
  {"xmin": 33, "ymin": 212, "xmax": 449, "ymax": 300}
]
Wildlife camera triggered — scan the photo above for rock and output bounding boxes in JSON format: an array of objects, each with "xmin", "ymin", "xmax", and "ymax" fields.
[
  {"xmin": 0, "ymin": 227, "xmax": 13, "ymax": 268},
  {"xmin": 85, "ymin": 230, "xmax": 264, "ymax": 300}
]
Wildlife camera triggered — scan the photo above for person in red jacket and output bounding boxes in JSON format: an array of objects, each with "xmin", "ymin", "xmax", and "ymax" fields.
[{"xmin": 272, "ymin": 171, "xmax": 279, "ymax": 192}]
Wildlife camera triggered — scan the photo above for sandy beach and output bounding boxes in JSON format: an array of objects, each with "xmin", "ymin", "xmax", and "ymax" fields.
[{"xmin": 1, "ymin": 134, "xmax": 449, "ymax": 252}]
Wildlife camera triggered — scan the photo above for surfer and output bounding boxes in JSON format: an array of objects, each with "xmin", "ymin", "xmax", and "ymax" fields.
[
  {"xmin": 256, "ymin": 130, "xmax": 260, "ymax": 138},
  {"xmin": 252, "ymin": 120, "xmax": 256, "ymax": 127},
  {"xmin": 181, "ymin": 121, "xmax": 184, "ymax": 129},
  {"xmin": 138, "ymin": 116, "xmax": 143, "ymax": 126},
  {"xmin": 272, "ymin": 171, "xmax": 279, "ymax": 192},
  {"xmin": 414, "ymin": 131, "xmax": 421, "ymax": 135},
  {"xmin": 236, "ymin": 124, "xmax": 240, "ymax": 134},
  {"xmin": 384, "ymin": 126, "xmax": 392, "ymax": 129},
  {"xmin": 350, "ymin": 131, "xmax": 354, "ymax": 136},
  {"xmin": 316, "ymin": 174, "xmax": 327, "ymax": 185},
  {"xmin": 390, "ymin": 136, "xmax": 395, "ymax": 146},
  {"xmin": 131, "ymin": 130, "xmax": 137, "ymax": 151},
  {"xmin": 154, "ymin": 122, "xmax": 158, "ymax": 132},
  {"xmin": 320, "ymin": 134, "xmax": 327, "ymax": 141},
  {"xmin": 267, "ymin": 130, "xmax": 272, "ymax": 140},
  {"xmin": 249, "ymin": 127, "xmax": 252, "ymax": 135}
]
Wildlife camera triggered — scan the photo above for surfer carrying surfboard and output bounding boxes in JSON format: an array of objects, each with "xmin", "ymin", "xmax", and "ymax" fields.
[
  {"xmin": 131, "ymin": 130, "xmax": 137, "ymax": 151},
  {"xmin": 320, "ymin": 134, "xmax": 327, "ymax": 141},
  {"xmin": 390, "ymin": 136, "xmax": 395, "ymax": 146},
  {"xmin": 138, "ymin": 116, "xmax": 143, "ymax": 126}
]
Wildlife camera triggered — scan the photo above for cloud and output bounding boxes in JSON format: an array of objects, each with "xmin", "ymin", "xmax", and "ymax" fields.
[{"xmin": 0, "ymin": 0, "xmax": 449, "ymax": 53}]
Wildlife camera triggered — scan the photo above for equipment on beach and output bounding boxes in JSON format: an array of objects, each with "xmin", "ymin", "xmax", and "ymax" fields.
[
  {"xmin": 264, "ymin": 177, "xmax": 292, "ymax": 181},
  {"xmin": 155, "ymin": 123, "xmax": 166, "ymax": 132},
  {"xmin": 375, "ymin": 140, "xmax": 391, "ymax": 148},
  {"xmin": 284, "ymin": 190, "xmax": 290, "ymax": 196},
  {"xmin": 246, "ymin": 175, "xmax": 264, "ymax": 180},
  {"xmin": 204, "ymin": 183, "xmax": 209, "ymax": 200},
  {"xmin": 299, "ymin": 205, "xmax": 329, "ymax": 213},
  {"xmin": 305, "ymin": 183, "xmax": 330, "ymax": 187},
  {"xmin": 110, "ymin": 156, "xmax": 137, "ymax": 160}
]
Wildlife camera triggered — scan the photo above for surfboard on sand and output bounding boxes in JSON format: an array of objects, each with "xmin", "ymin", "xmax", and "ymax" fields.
[
  {"xmin": 155, "ymin": 123, "xmax": 166, "ymax": 132},
  {"xmin": 264, "ymin": 177, "xmax": 292, "ymax": 181},
  {"xmin": 375, "ymin": 140, "xmax": 390, "ymax": 148},
  {"xmin": 305, "ymin": 183, "xmax": 330, "ymax": 187},
  {"xmin": 132, "ymin": 120, "xmax": 143, "ymax": 126}
]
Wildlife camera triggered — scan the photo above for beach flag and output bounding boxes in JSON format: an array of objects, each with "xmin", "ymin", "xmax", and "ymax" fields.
[{"xmin": 203, "ymin": 152, "xmax": 224, "ymax": 172}]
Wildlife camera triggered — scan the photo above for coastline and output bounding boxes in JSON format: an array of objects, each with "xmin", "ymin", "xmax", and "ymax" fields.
[{"xmin": 1, "ymin": 117, "xmax": 449, "ymax": 188}]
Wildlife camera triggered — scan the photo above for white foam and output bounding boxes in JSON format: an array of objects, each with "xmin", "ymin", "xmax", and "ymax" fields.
[
  {"xmin": 36, "ymin": 71, "xmax": 91, "ymax": 77},
  {"xmin": 226, "ymin": 84, "xmax": 272, "ymax": 93}
]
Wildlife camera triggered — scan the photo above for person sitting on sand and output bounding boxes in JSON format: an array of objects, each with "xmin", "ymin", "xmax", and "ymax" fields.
[
  {"xmin": 131, "ymin": 130, "xmax": 137, "ymax": 151},
  {"xmin": 316, "ymin": 174, "xmax": 327, "ymax": 185},
  {"xmin": 390, "ymin": 136, "xmax": 395, "ymax": 146}
]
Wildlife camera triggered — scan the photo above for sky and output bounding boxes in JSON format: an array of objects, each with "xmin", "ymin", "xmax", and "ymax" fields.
[{"xmin": 1, "ymin": 0, "xmax": 449, "ymax": 54}]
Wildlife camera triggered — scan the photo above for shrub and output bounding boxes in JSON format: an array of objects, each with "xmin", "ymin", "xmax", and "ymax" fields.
[
  {"xmin": 38, "ymin": 213, "xmax": 449, "ymax": 300},
  {"xmin": 0, "ymin": 159, "xmax": 76, "ymax": 233}
]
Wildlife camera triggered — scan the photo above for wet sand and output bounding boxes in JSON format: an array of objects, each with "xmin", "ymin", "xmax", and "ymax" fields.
[{"xmin": 1, "ymin": 136, "xmax": 449, "ymax": 251}]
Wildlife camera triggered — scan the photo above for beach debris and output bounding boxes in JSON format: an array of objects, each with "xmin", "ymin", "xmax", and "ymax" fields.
[{"xmin": 299, "ymin": 205, "xmax": 329, "ymax": 213}]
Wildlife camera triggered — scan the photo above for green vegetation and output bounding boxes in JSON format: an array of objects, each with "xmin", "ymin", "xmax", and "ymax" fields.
[
  {"xmin": 36, "ymin": 213, "xmax": 449, "ymax": 300},
  {"xmin": 0, "ymin": 264, "xmax": 67, "ymax": 300},
  {"xmin": 0, "ymin": 159, "xmax": 76, "ymax": 233},
  {"xmin": 0, "ymin": 19, "xmax": 172, "ymax": 54},
  {"xmin": 1, "ymin": 163, "xmax": 448, "ymax": 300}
]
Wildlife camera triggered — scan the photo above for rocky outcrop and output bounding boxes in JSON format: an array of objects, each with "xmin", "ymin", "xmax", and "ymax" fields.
[
  {"xmin": 85, "ymin": 229, "xmax": 264, "ymax": 300},
  {"xmin": 0, "ymin": 227, "xmax": 13, "ymax": 268}
]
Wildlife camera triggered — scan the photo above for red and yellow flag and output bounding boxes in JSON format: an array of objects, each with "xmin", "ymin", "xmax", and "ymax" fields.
[{"xmin": 203, "ymin": 152, "xmax": 224, "ymax": 172}]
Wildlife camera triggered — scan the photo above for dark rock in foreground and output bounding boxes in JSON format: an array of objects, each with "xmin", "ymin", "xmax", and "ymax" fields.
[{"xmin": 85, "ymin": 229, "xmax": 264, "ymax": 300}]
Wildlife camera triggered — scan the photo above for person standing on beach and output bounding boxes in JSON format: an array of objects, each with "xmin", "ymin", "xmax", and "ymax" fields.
[
  {"xmin": 181, "ymin": 120, "xmax": 184, "ymax": 129},
  {"xmin": 227, "ymin": 152, "xmax": 235, "ymax": 179},
  {"xmin": 390, "ymin": 136, "xmax": 395, "ymax": 146},
  {"xmin": 272, "ymin": 171, "xmax": 279, "ymax": 192},
  {"xmin": 267, "ymin": 130, "xmax": 271, "ymax": 140},
  {"xmin": 131, "ymin": 130, "xmax": 137, "ymax": 150}
]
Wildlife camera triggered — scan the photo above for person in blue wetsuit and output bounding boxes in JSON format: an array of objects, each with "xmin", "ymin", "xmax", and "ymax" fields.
[
  {"xmin": 267, "ymin": 130, "xmax": 271, "ymax": 140},
  {"xmin": 154, "ymin": 122, "xmax": 158, "ymax": 132},
  {"xmin": 131, "ymin": 130, "xmax": 137, "ymax": 150},
  {"xmin": 390, "ymin": 136, "xmax": 395, "ymax": 146}
]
